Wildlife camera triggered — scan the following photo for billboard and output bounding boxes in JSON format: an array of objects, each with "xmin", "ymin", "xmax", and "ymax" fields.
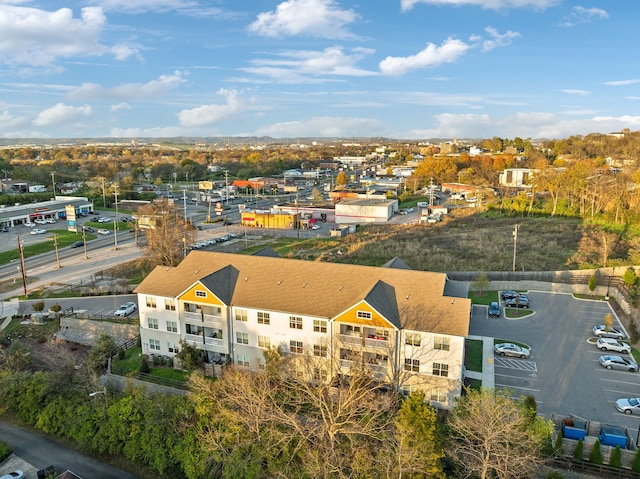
[
  {"xmin": 65, "ymin": 205, "xmax": 77, "ymax": 232},
  {"xmin": 198, "ymin": 181, "xmax": 213, "ymax": 190}
]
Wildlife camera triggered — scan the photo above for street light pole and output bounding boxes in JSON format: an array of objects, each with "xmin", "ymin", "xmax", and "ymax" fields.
[{"xmin": 512, "ymin": 224, "xmax": 519, "ymax": 272}]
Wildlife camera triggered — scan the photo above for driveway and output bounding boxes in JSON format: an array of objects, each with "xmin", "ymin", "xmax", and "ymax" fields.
[
  {"xmin": 470, "ymin": 291, "xmax": 640, "ymax": 434},
  {"xmin": 0, "ymin": 422, "xmax": 137, "ymax": 479}
]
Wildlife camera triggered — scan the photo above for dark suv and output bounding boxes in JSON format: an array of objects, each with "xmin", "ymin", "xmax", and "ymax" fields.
[
  {"xmin": 505, "ymin": 295, "xmax": 530, "ymax": 308},
  {"xmin": 488, "ymin": 302, "xmax": 501, "ymax": 317}
]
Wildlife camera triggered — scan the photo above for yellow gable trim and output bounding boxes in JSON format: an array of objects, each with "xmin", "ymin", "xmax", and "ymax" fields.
[
  {"xmin": 334, "ymin": 301, "xmax": 394, "ymax": 329},
  {"xmin": 179, "ymin": 282, "xmax": 224, "ymax": 305}
]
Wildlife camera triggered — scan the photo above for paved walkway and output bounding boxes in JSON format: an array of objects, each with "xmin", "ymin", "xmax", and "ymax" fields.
[{"xmin": 465, "ymin": 335, "xmax": 495, "ymax": 389}]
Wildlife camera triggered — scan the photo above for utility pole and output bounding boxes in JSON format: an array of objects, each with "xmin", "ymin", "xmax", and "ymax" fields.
[
  {"xmin": 512, "ymin": 224, "xmax": 519, "ymax": 272},
  {"xmin": 224, "ymin": 169, "xmax": 229, "ymax": 205},
  {"xmin": 17, "ymin": 237, "xmax": 27, "ymax": 297},
  {"xmin": 101, "ymin": 177, "xmax": 106, "ymax": 207},
  {"xmin": 51, "ymin": 172, "xmax": 57, "ymax": 199},
  {"xmin": 183, "ymin": 189, "xmax": 187, "ymax": 221},
  {"xmin": 82, "ymin": 227, "xmax": 88, "ymax": 259},
  {"xmin": 113, "ymin": 183, "xmax": 119, "ymax": 251},
  {"xmin": 53, "ymin": 234, "xmax": 61, "ymax": 269}
]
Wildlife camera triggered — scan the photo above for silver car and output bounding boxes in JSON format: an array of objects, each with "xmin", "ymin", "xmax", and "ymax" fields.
[
  {"xmin": 599, "ymin": 355, "xmax": 639, "ymax": 372},
  {"xmin": 494, "ymin": 343, "xmax": 531, "ymax": 359},
  {"xmin": 615, "ymin": 397, "xmax": 640, "ymax": 415},
  {"xmin": 115, "ymin": 301, "xmax": 137, "ymax": 317},
  {"xmin": 593, "ymin": 325, "xmax": 626, "ymax": 340},
  {"xmin": 596, "ymin": 338, "xmax": 631, "ymax": 354}
]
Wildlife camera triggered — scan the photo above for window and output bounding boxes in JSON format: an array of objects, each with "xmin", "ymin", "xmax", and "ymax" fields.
[
  {"xmin": 166, "ymin": 320, "xmax": 178, "ymax": 333},
  {"xmin": 186, "ymin": 324, "xmax": 201, "ymax": 335},
  {"xmin": 258, "ymin": 312, "xmax": 270, "ymax": 325},
  {"xmin": 236, "ymin": 355, "xmax": 250, "ymax": 368},
  {"xmin": 290, "ymin": 340, "xmax": 303, "ymax": 354},
  {"xmin": 356, "ymin": 310, "xmax": 372, "ymax": 320},
  {"xmin": 195, "ymin": 290, "xmax": 207, "ymax": 298},
  {"xmin": 258, "ymin": 335, "xmax": 271, "ymax": 348},
  {"xmin": 432, "ymin": 362, "xmax": 449, "ymax": 377},
  {"xmin": 149, "ymin": 338, "xmax": 160, "ymax": 351},
  {"xmin": 164, "ymin": 299, "xmax": 176, "ymax": 311},
  {"xmin": 405, "ymin": 333, "xmax": 421, "ymax": 346},
  {"xmin": 434, "ymin": 336, "xmax": 450, "ymax": 351},
  {"xmin": 313, "ymin": 344, "xmax": 327, "ymax": 357},
  {"xmin": 146, "ymin": 296, "xmax": 156, "ymax": 308},
  {"xmin": 313, "ymin": 319, "xmax": 327, "ymax": 333},
  {"xmin": 235, "ymin": 309, "xmax": 248, "ymax": 322},
  {"xmin": 148, "ymin": 318, "xmax": 158, "ymax": 330},
  {"xmin": 404, "ymin": 359, "xmax": 420, "ymax": 372},
  {"xmin": 430, "ymin": 388, "xmax": 447, "ymax": 403},
  {"xmin": 207, "ymin": 328, "xmax": 222, "ymax": 340},
  {"xmin": 236, "ymin": 332, "xmax": 249, "ymax": 345},
  {"xmin": 168, "ymin": 342, "xmax": 179, "ymax": 353},
  {"xmin": 289, "ymin": 316, "xmax": 303, "ymax": 329},
  {"xmin": 313, "ymin": 368, "xmax": 328, "ymax": 382}
]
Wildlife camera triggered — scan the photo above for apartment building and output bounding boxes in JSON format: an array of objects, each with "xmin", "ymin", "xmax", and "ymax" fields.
[{"xmin": 134, "ymin": 251, "xmax": 471, "ymax": 408}]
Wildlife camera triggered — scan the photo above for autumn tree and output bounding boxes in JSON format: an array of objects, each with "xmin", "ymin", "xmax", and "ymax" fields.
[
  {"xmin": 335, "ymin": 170, "xmax": 348, "ymax": 187},
  {"xmin": 138, "ymin": 199, "xmax": 195, "ymax": 267},
  {"xmin": 446, "ymin": 388, "xmax": 549, "ymax": 479}
]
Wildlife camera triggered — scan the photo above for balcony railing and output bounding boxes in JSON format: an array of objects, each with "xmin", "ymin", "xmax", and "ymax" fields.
[
  {"xmin": 204, "ymin": 336, "xmax": 224, "ymax": 347},
  {"xmin": 183, "ymin": 311, "xmax": 202, "ymax": 322},
  {"xmin": 185, "ymin": 333, "xmax": 204, "ymax": 345}
]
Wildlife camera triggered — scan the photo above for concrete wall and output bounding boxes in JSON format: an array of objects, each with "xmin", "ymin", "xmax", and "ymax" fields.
[{"xmin": 60, "ymin": 317, "xmax": 139, "ymax": 340}]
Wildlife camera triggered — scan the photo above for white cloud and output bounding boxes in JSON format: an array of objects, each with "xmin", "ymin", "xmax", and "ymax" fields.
[
  {"xmin": 604, "ymin": 79, "xmax": 640, "ymax": 87},
  {"xmin": 110, "ymin": 102, "xmax": 131, "ymax": 111},
  {"xmin": 240, "ymin": 46, "xmax": 377, "ymax": 83},
  {"xmin": 68, "ymin": 71, "xmax": 187, "ymax": 101},
  {"xmin": 32, "ymin": 103, "xmax": 92, "ymax": 126},
  {"xmin": 178, "ymin": 89, "xmax": 246, "ymax": 127},
  {"xmin": 561, "ymin": 89, "xmax": 590, "ymax": 96},
  {"xmin": 0, "ymin": 5, "xmax": 138, "ymax": 66},
  {"xmin": 481, "ymin": 27, "xmax": 520, "ymax": 51},
  {"xmin": 559, "ymin": 6, "xmax": 608, "ymax": 27},
  {"xmin": 93, "ymin": 0, "xmax": 231, "ymax": 18},
  {"xmin": 249, "ymin": 0, "xmax": 360, "ymax": 40},
  {"xmin": 0, "ymin": 109, "xmax": 29, "ymax": 130},
  {"xmin": 379, "ymin": 38, "xmax": 470, "ymax": 76},
  {"xmin": 400, "ymin": 0, "xmax": 558, "ymax": 12},
  {"xmin": 255, "ymin": 116, "xmax": 386, "ymax": 138}
]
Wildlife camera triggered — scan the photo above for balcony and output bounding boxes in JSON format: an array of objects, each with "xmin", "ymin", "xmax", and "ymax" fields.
[
  {"xmin": 185, "ymin": 333, "xmax": 203, "ymax": 346},
  {"xmin": 183, "ymin": 311, "xmax": 202, "ymax": 322},
  {"xmin": 204, "ymin": 336, "xmax": 224, "ymax": 348}
]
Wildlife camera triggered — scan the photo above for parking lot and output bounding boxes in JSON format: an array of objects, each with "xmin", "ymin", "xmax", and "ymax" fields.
[{"xmin": 470, "ymin": 291, "xmax": 640, "ymax": 434}]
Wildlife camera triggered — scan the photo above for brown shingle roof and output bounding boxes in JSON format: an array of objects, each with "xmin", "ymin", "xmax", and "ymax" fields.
[{"xmin": 135, "ymin": 251, "xmax": 470, "ymax": 336}]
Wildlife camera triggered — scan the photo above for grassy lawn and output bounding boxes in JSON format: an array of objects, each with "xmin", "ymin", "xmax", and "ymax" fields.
[
  {"xmin": 468, "ymin": 291, "xmax": 499, "ymax": 305},
  {"xmin": 465, "ymin": 338, "xmax": 483, "ymax": 372},
  {"xmin": 0, "ymin": 229, "xmax": 96, "ymax": 266},
  {"xmin": 112, "ymin": 346, "xmax": 189, "ymax": 383},
  {"xmin": 0, "ymin": 317, "xmax": 60, "ymax": 343},
  {"xmin": 504, "ymin": 308, "xmax": 534, "ymax": 319}
]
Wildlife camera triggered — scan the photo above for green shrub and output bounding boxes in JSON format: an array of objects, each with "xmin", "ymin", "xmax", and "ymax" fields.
[
  {"xmin": 632, "ymin": 448, "xmax": 640, "ymax": 472},
  {"xmin": 49, "ymin": 303, "xmax": 62, "ymax": 312},
  {"xmin": 588, "ymin": 439, "xmax": 602, "ymax": 464},
  {"xmin": 140, "ymin": 357, "xmax": 151, "ymax": 374},
  {"xmin": 609, "ymin": 445, "xmax": 621, "ymax": 468},
  {"xmin": 0, "ymin": 440, "xmax": 11, "ymax": 461},
  {"xmin": 545, "ymin": 470, "xmax": 565, "ymax": 479},
  {"xmin": 32, "ymin": 300, "xmax": 45, "ymax": 312},
  {"xmin": 554, "ymin": 432, "xmax": 564, "ymax": 456},
  {"xmin": 573, "ymin": 439, "xmax": 584, "ymax": 461},
  {"xmin": 118, "ymin": 348, "xmax": 125, "ymax": 360}
]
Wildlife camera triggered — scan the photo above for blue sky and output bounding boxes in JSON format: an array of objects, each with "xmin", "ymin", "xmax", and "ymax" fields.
[{"xmin": 0, "ymin": 0, "xmax": 637, "ymax": 140}]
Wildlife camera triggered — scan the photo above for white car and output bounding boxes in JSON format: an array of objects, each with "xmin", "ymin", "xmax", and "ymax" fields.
[
  {"xmin": 30, "ymin": 228, "xmax": 47, "ymax": 235},
  {"xmin": 34, "ymin": 218, "xmax": 47, "ymax": 225},
  {"xmin": 46, "ymin": 218, "xmax": 56, "ymax": 224},
  {"xmin": 0, "ymin": 471, "xmax": 24, "ymax": 479},
  {"xmin": 596, "ymin": 337, "xmax": 631, "ymax": 354},
  {"xmin": 97, "ymin": 228, "xmax": 111, "ymax": 235},
  {"xmin": 615, "ymin": 397, "xmax": 640, "ymax": 415},
  {"xmin": 593, "ymin": 325, "xmax": 626, "ymax": 340},
  {"xmin": 115, "ymin": 301, "xmax": 137, "ymax": 317},
  {"xmin": 97, "ymin": 217, "xmax": 112, "ymax": 223}
]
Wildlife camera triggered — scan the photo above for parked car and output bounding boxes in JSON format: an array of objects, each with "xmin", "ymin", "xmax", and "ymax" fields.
[
  {"xmin": 97, "ymin": 228, "xmax": 111, "ymax": 235},
  {"xmin": 97, "ymin": 217, "xmax": 111, "ymax": 223},
  {"xmin": 596, "ymin": 337, "xmax": 631, "ymax": 354},
  {"xmin": 46, "ymin": 218, "xmax": 56, "ymax": 223},
  {"xmin": 34, "ymin": 218, "xmax": 47, "ymax": 225},
  {"xmin": 505, "ymin": 296, "xmax": 530, "ymax": 308},
  {"xmin": 83, "ymin": 226, "xmax": 96, "ymax": 233},
  {"xmin": 615, "ymin": 397, "xmax": 640, "ymax": 414},
  {"xmin": 593, "ymin": 325, "xmax": 626, "ymax": 340},
  {"xmin": 500, "ymin": 290, "xmax": 519, "ymax": 300},
  {"xmin": 0, "ymin": 471, "xmax": 24, "ymax": 479},
  {"xmin": 0, "ymin": 226, "xmax": 8, "ymax": 232},
  {"xmin": 70, "ymin": 241, "xmax": 84, "ymax": 248},
  {"xmin": 599, "ymin": 355, "xmax": 639, "ymax": 372},
  {"xmin": 488, "ymin": 302, "xmax": 501, "ymax": 318},
  {"xmin": 115, "ymin": 301, "xmax": 137, "ymax": 317},
  {"xmin": 30, "ymin": 228, "xmax": 47, "ymax": 235},
  {"xmin": 494, "ymin": 343, "xmax": 531, "ymax": 359}
]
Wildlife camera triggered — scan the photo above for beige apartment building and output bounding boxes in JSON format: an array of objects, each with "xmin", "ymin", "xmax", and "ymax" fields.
[{"xmin": 134, "ymin": 251, "xmax": 471, "ymax": 408}]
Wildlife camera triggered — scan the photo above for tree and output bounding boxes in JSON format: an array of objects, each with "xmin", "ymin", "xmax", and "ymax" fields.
[
  {"xmin": 0, "ymin": 340, "xmax": 33, "ymax": 372},
  {"xmin": 588, "ymin": 439, "xmax": 602, "ymax": 464},
  {"xmin": 87, "ymin": 334, "xmax": 118, "ymax": 374},
  {"xmin": 310, "ymin": 188, "xmax": 323, "ymax": 204},
  {"xmin": 31, "ymin": 301, "xmax": 45, "ymax": 312},
  {"xmin": 553, "ymin": 431, "xmax": 564, "ymax": 457},
  {"xmin": 175, "ymin": 340, "xmax": 201, "ymax": 372},
  {"xmin": 138, "ymin": 199, "xmax": 195, "ymax": 267},
  {"xmin": 573, "ymin": 439, "xmax": 584, "ymax": 461},
  {"xmin": 390, "ymin": 390, "xmax": 445, "ymax": 478},
  {"xmin": 335, "ymin": 170, "xmax": 348, "ymax": 187},
  {"xmin": 623, "ymin": 267, "xmax": 638, "ymax": 287},
  {"xmin": 632, "ymin": 447, "xmax": 640, "ymax": 472},
  {"xmin": 471, "ymin": 272, "xmax": 490, "ymax": 297},
  {"xmin": 604, "ymin": 313, "xmax": 614, "ymax": 331},
  {"xmin": 588, "ymin": 274, "xmax": 597, "ymax": 297},
  {"xmin": 610, "ymin": 445, "xmax": 621, "ymax": 468},
  {"xmin": 446, "ymin": 388, "xmax": 546, "ymax": 479}
]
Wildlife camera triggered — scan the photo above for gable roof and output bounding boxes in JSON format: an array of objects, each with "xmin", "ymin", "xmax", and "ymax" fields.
[
  {"xmin": 381, "ymin": 256, "xmax": 412, "ymax": 270},
  {"xmin": 135, "ymin": 251, "xmax": 470, "ymax": 336}
]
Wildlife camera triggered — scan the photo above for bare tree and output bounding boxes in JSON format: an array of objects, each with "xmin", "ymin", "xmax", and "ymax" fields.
[
  {"xmin": 446, "ymin": 388, "xmax": 547, "ymax": 479},
  {"xmin": 138, "ymin": 199, "xmax": 195, "ymax": 267}
]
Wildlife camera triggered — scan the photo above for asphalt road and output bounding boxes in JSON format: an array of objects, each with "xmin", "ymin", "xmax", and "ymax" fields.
[{"xmin": 0, "ymin": 422, "xmax": 138, "ymax": 479}]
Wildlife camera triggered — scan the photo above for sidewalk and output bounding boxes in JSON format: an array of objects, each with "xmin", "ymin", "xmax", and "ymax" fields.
[{"xmin": 465, "ymin": 335, "xmax": 495, "ymax": 389}]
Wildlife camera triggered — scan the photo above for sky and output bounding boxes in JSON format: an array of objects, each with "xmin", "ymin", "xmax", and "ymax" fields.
[{"xmin": 0, "ymin": 0, "xmax": 638, "ymax": 141}]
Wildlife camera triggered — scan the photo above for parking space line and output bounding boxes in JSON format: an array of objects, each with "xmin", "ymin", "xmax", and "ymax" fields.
[
  {"xmin": 604, "ymin": 388, "xmax": 640, "ymax": 396},
  {"xmin": 599, "ymin": 377, "xmax": 640, "ymax": 386},
  {"xmin": 495, "ymin": 372, "xmax": 538, "ymax": 382},
  {"xmin": 494, "ymin": 358, "xmax": 537, "ymax": 371},
  {"xmin": 496, "ymin": 385, "xmax": 541, "ymax": 394}
]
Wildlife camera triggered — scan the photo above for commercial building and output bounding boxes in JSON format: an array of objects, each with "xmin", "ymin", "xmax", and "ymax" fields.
[
  {"xmin": 0, "ymin": 196, "xmax": 94, "ymax": 228},
  {"xmin": 334, "ymin": 197, "xmax": 398, "ymax": 224},
  {"xmin": 134, "ymin": 251, "xmax": 471, "ymax": 408}
]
